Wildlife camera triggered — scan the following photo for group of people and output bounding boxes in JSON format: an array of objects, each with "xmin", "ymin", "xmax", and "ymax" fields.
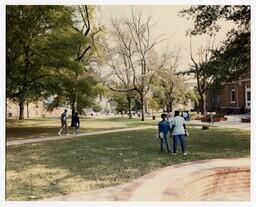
[
  {"xmin": 158, "ymin": 111, "xmax": 188, "ymax": 155},
  {"xmin": 58, "ymin": 109, "xmax": 80, "ymax": 136},
  {"xmin": 57, "ymin": 109, "xmax": 188, "ymax": 154}
]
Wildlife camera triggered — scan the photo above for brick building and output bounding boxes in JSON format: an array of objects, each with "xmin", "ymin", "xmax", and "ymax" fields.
[
  {"xmin": 6, "ymin": 100, "xmax": 68, "ymax": 119},
  {"xmin": 207, "ymin": 75, "xmax": 250, "ymax": 114}
]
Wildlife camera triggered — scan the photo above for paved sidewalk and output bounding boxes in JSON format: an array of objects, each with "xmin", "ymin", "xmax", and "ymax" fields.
[
  {"xmin": 7, "ymin": 126, "xmax": 155, "ymax": 146},
  {"xmin": 44, "ymin": 157, "xmax": 249, "ymax": 201},
  {"xmin": 7, "ymin": 116, "xmax": 250, "ymax": 146},
  {"xmin": 189, "ymin": 119, "xmax": 250, "ymax": 130},
  {"xmin": 45, "ymin": 184, "xmax": 126, "ymax": 201}
]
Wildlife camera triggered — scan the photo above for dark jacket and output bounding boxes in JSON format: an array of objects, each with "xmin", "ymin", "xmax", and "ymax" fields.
[{"xmin": 71, "ymin": 114, "xmax": 80, "ymax": 127}]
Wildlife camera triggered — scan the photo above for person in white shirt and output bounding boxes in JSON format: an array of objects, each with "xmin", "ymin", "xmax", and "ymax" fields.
[{"xmin": 171, "ymin": 111, "xmax": 187, "ymax": 155}]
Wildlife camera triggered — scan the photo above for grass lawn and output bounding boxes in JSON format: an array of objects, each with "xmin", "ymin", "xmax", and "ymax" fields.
[
  {"xmin": 6, "ymin": 127, "xmax": 250, "ymax": 200},
  {"xmin": 6, "ymin": 116, "xmax": 157, "ymax": 140}
]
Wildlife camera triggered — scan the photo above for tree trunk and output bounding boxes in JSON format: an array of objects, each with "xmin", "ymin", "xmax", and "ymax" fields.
[
  {"xmin": 200, "ymin": 92, "xmax": 207, "ymax": 115},
  {"xmin": 167, "ymin": 101, "xmax": 173, "ymax": 113},
  {"xmin": 127, "ymin": 96, "xmax": 132, "ymax": 119},
  {"xmin": 19, "ymin": 100, "xmax": 25, "ymax": 120},
  {"xmin": 26, "ymin": 101, "xmax": 29, "ymax": 118},
  {"xmin": 145, "ymin": 99, "xmax": 148, "ymax": 113},
  {"xmin": 71, "ymin": 97, "xmax": 78, "ymax": 116},
  {"xmin": 140, "ymin": 94, "xmax": 145, "ymax": 121}
]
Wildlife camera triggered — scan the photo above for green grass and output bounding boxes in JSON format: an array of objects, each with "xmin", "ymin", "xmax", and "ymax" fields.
[
  {"xmin": 6, "ymin": 117, "xmax": 157, "ymax": 140},
  {"xmin": 6, "ymin": 127, "xmax": 250, "ymax": 200}
]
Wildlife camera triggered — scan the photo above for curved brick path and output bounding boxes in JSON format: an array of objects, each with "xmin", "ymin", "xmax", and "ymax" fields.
[{"xmin": 45, "ymin": 157, "xmax": 249, "ymax": 201}]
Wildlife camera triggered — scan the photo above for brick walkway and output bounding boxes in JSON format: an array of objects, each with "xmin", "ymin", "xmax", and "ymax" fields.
[{"xmin": 44, "ymin": 157, "xmax": 249, "ymax": 201}]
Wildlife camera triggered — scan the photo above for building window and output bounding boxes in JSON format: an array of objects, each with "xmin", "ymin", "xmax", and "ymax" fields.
[
  {"xmin": 216, "ymin": 96, "xmax": 220, "ymax": 103},
  {"xmin": 212, "ymin": 95, "xmax": 220, "ymax": 103},
  {"xmin": 245, "ymin": 84, "xmax": 251, "ymax": 108},
  {"xmin": 230, "ymin": 88, "xmax": 236, "ymax": 103}
]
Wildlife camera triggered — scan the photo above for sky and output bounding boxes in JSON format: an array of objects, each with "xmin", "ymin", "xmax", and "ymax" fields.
[{"xmin": 97, "ymin": 5, "xmax": 236, "ymax": 72}]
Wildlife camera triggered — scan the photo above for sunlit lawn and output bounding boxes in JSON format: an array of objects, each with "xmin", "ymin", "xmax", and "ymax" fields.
[
  {"xmin": 6, "ymin": 116, "xmax": 157, "ymax": 140},
  {"xmin": 6, "ymin": 127, "xmax": 250, "ymax": 200}
]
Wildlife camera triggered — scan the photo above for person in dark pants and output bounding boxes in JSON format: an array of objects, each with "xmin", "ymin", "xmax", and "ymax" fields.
[
  {"xmin": 158, "ymin": 113, "xmax": 171, "ymax": 153},
  {"xmin": 72, "ymin": 112, "xmax": 80, "ymax": 135},
  {"xmin": 171, "ymin": 111, "xmax": 187, "ymax": 155},
  {"xmin": 58, "ymin": 109, "xmax": 68, "ymax": 136}
]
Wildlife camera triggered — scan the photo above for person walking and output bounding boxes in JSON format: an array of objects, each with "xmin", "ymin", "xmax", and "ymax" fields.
[
  {"xmin": 72, "ymin": 112, "xmax": 80, "ymax": 135},
  {"xmin": 171, "ymin": 111, "xmax": 187, "ymax": 155},
  {"xmin": 208, "ymin": 112, "xmax": 214, "ymax": 124},
  {"xmin": 183, "ymin": 111, "xmax": 189, "ymax": 121},
  {"xmin": 58, "ymin": 109, "xmax": 68, "ymax": 136},
  {"xmin": 158, "ymin": 113, "xmax": 171, "ymax": 153}
]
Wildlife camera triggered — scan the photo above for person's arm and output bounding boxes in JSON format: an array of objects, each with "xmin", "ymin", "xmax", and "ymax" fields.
[
  {"xmin": 183, "ymin": 118, "xmax": 186, "ymax": 130},
  {"xmin": 158, "ymin": 123, "xmax": 161, "ymax": 138},
  {"xmin": 171, "ymin": 119, "xmax": 174, "ymax": 132}
]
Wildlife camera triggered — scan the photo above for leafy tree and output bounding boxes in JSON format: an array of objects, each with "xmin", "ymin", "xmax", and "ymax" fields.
[
  {"xmin": 92, "ymin": 104, "xmax": 102, "ymax": 113},
  {"xmin": 151, "ymin": 51, "xmax": 192, "ymax": 112},
  {"xmin": 180, "ymin": 5, "xmax": 250, "ymax": 83},
  {"xmin": 6, "ymin": 5, "xmax": 72, "ymax": 119},
  {"xmin": 43, "ymin": 5, "xmax": 104, "ymax": 115},
  {"xmin": 148, "ymin": 97, "xmax": 160, "ymax": 116},
  {"xmin": 111, "ymin": 93, "xmax": 128, "ymax": 115}
]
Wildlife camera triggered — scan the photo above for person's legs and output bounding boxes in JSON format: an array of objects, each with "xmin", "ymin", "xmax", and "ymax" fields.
[
  {"xmin": 76, "ymin": 126, "xmax": 80, "ymax": 134},
  {"xmin": 179, "ymin": 134, "xmax": 186, "ymax": 153},
  {"xmin": 163, "ymin": 134, "xmax": 171, "ymax": 152},
  {"xmin": 160, "ymin": 138, "xmax": 164, "ymax": 152},
  {"xmin": 172, "ymin": 135, "xmax": 178, "ymax": 154},
  {"xmin": 58, "ymin": 122, "xmax": 64, "ymax": 135},
  {"xmin": 64, "ymin": 122, "xmax": 68, "ymax": 134},
  {"xmin": 74, "ymin": 123, "xmax": 79, "ymax": 135}
]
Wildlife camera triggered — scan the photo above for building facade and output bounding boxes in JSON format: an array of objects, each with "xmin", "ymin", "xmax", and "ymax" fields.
[
  {"xmin": 207, "ymin": 77, "xmax": 250, "ymax": 114},
  {"xmin": 6, "ymin": 100, "xmax": 68, "ymax": 119}
]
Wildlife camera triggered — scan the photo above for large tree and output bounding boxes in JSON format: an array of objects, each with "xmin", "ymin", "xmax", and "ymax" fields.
[
  {"xmin": 106, "ymin": 10, "xmax": 166, "ymax": 121},
  {"xmin": 180, "ymin": 5, "xmax": 250, "ymax": 83},
  {"xmin": 6, "ymin": 5, "xmax": 72, "ymax": 119},
  {"xmin": 180, "ymin": 37, "xmax": 217, "ymax": 114},
  {"xmin": 45, "ymin": 6, "xmax": 104, "ymax": 116},
  {"xmin": 152, "ymin": 52, "xmax": 194, "ymax": 113}
]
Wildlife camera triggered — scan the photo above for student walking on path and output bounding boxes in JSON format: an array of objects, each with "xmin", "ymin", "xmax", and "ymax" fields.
[
  {"xmin": 171, "ymin": 111, "xmax": 187, "ymax": 155},
  {"xmin": 72, "ymin": 112, "xmax": 80, "ymax": 135},
  {"xmin": 158, "ymin": 113, "xmax": 171, "ymax": 153},
  {"xmin": 58, "ymin": 109, "xmax": 68, "ymax": 136}
]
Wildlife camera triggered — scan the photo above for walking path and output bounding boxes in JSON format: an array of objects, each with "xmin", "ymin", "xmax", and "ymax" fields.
[
  {"xmin": 7, "ymin": 115, "xmax": 250, "ymax": 146},
  {"xmin": 189, "ymin": 119, "xmax": 250, "ymax": 130},
  {"xmin": 7, "ymin": 126, "xmax": 155, "ymax": 146},
  {"xmin": 189, "ymin": 114, "xmax": 250, "ymax": 130},
  {"xmin": 45, "ymin": 157, "xmax": 250, "ymax": 201}
]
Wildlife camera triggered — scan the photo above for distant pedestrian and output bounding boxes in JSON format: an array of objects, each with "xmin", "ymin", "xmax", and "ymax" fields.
[
  {"xmin": 58, "ymin": 109, "xmax": 68, "ymax": 136},
  {"xmin": 158, "ymin": 113, "xmax": 171, "ymax": 153},
  {"xmin": 208, "ymin": 113, "xmax": 214, "ymax": 124},
  {"xmin": 167, "ymin": 112, "xmax": 173, "ymax": 125},
  {"xmin": 171, "ymin": 111, "xmax": 187, "ymax": 155},
  {"xmin": 183, "ymin": 111, "xmax": 188, "ymax": 121},
  {"xmin": 72, "ymin": 112, "xmax": 80, "ymax": 135}
]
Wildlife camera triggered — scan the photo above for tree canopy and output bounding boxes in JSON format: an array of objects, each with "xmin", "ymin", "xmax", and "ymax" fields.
[{"xmin": 180, "ymin": 5, "xmax": 250, "ymax": 83}]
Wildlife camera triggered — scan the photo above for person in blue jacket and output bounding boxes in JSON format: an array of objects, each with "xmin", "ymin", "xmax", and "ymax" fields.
[{"xmin": 158, "ymin": 113, "xmax": 171, "ymax": 153}]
